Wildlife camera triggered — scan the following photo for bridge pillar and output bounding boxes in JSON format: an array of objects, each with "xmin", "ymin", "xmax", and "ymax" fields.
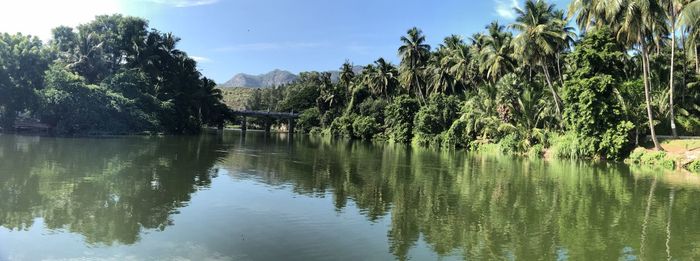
[
  {"xmin": 287, "ymin": 118, "xmax": 295, "ymax": 134},
  {"xmin": 241, "ymin": 116, "xmax": 247, "ymax": 132},
  {"xmin": 264, "ymin": 120, "xmax": 271, "ymax": 133}
]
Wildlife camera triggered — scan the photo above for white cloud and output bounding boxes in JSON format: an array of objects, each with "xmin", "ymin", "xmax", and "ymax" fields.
[
  {"xmin": 214, "ymin": 42, "xmax": 325, "ymax": 52},
  {"xmin": 146, "ymin": 0, "xmax": 219, "ymax": 7},
  {"xmin": 191, "ymin": 56, "xmax": 212, "ymax": 63},
  {"xmin": 0, "ymin": 0, "xmax": 124, "ymax": 41},
  {"xmin": 495, "ymin": 0, "xmax": 520, "ymax": 20}
]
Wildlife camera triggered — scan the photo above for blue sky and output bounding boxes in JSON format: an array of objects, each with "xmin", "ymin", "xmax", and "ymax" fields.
[{"xmin": 1, "ymin": 0, "xmax": 570, "ymax": 83}]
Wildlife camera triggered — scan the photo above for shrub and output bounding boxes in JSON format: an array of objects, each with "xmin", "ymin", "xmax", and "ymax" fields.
[
  {"xmin": 528, "ymin": 144, "xmax": 545, "ymax": 158},
  {"xmin": 549, "ymin": 132, "xmax": 597, "ymax": 159},
  {"xmin": 385, "ymin": 95, "xmax": 420, "ymax": 143},
  {"xmin": 497, "ymin": 133, "xmax": 521, "ymax": 155},
  {"xmin": 329, "ymin": 115, "xmax": 354, "ymax": 137},
  {"xmin": 598, "ymin": 121, "xmax": 634, "ymax": 160},
  {"xmin": 296, "ymin": 108, "xmax": 321, "ymax": 132},
  {"xmin": 442, "ymin": 119, "xmax": 472, "ymax": 148},
  {"xmin": 627, "ymin": 148, "xmax": 676, "ymax": 169},
  {"xmin": 352, "ymin": 116, "xmax": 380, "ymax": 140}
]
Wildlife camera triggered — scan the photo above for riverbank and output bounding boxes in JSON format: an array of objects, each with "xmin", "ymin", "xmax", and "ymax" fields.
[{"xmin": 626, "ymin": 138, "xmax": 700, "ymax": 173}]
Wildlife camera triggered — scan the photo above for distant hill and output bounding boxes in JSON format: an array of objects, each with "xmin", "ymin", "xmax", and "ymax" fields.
[
  {"xmin": 219, "ymin": 69, "xmax": 297, "ymax": 88},
  {"xmin": 219, "ymin": 66, "xmax": 365, "ymax": 88}
]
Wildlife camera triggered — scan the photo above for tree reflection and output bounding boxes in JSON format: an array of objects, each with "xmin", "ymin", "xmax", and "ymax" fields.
[
  {"xmin": 0, "ymin": 134, "xmax": 228, "ymax": 245},
  {"xmin": 223, "ymin": 133, "xmax": 700, "ymax": 260}
]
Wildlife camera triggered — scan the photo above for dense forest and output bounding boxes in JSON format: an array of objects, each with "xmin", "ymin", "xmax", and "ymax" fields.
[
  {"xmin": 0, "ymin": 15, "xmax": 228, "ymax": 135},
  {"xmin": 246, "ymin": 0, "xmax": 700, "ymax": 160}
]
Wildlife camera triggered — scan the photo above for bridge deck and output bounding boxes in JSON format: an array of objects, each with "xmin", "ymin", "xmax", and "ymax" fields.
[{"xmin": 232, "ymin": 110, "xmax": 300, "ymax": 119}]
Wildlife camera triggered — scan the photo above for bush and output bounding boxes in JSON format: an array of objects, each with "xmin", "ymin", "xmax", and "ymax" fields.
[
  {"xmin": 497, "ymin": 133, "xmax": 522, "ymax": 155},
  {"xmin": 598, "ymin": 121, "xmax": 634, "ymax": 160},
  {"xmin": 627, "ymin": 148, "xmax": 676, "ymax": 169},
  {"xmin": 296, "ymin": 107, "xmax": 321, "ymax": 132},
  {"xmin": 385, "ymin": 95, "xmax": 420, "ymax": 143},
  {"xmin": 352, "ymin": 116, "xmax": 380, "ymax": 140},
  {"xmin": 549, "ymin": 132, "xmax": 597, "ymax": 159},
  {"xmin": 528, "ymin": 144, "xmax": 545, "ymax": 158},
  {"xmin": 442, "ymin": 119, "xmax": 472, "ymax": 148},
  {"xmin": 329, "ymin": 114, "xmax": 354, "ymax": 137}
]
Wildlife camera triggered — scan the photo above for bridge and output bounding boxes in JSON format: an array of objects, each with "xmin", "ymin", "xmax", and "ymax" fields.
[{"xmin": 230, "ymin": 110, "xmax": 300, "ymax": 133}]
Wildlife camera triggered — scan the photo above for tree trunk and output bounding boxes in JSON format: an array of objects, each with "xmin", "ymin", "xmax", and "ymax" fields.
[
  {"xmin": 642, "ymin": 44, "xmax": 662, "ymax": 150},
  {"xmin": 556, "ymin": 53, "xmax": 564, "ymax": 85},
  {"xmin": 696, "ymin": 44, "xmax": 699, "ymax": 74},
  {"xmin": 669, "ymin": 16, "xmax": 678, "ymax": 138},
  {"xmin": 541, "ymin": 64, "xmax": 562, "ymax": 123},
  {"xmin": 681, "ymin": 27, "xmax": 687, "ymax": 105}
]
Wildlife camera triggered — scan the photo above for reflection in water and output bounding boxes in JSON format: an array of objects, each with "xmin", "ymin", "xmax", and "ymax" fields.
[
  {"xmin": 0, "ymin": 134, "xmax": 228, "ymax": 245},
  {"xmin": 223, "ymin": 133, "xmax": 700, "ymax": 260},
  {"xmin": 1, "ymin": 132, "xmax": 700, "ymax": 260}
]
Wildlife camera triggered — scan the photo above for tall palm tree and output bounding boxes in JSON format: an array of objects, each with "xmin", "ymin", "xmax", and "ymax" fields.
[
  {"xmin": 681, "ymin": 1, "xmax": 700, "ymax": 74},
  {"xmin": 511, "ymin": 0, "xmax": 566, "ymax": 122},
  {"xmin": 663, "ymin": 0, "xmax": 684, "ymax": 138},
  {"xmin": 371, "ymin": 58, "xmax": 400, "ymax": 99},
  {"xmin": 339, "ymin": 60, "xmax": 355, "ymax": 98},
  {"xmin": 567, "ymin": 0, "xmax": 625, "ymax": 32},
  {"xmin": 617, "ymin": 0, "xmax": 666, "ymax": 150},
  {"xmin": 398, "ymin": 27, "xmax": 431, "ymax": 102},
  {"xmin": 480, "ymin": 21, "xmax": 516, "ymax": 83}
]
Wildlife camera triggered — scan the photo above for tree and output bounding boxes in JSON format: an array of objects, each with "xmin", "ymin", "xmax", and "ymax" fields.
[
  {"xmin": 511, "ymin": 0, "xmax": 568, "ymax": 122},
  {"xmin": 0, "ymin": 33, "xmax": 52, "ymax": 129},
  {"xmin": 616, "ymin": 0, "xmax": 667, "ymax": 150},
  {"xmin": 339, "ymin": 60, "xmax": 355, "ymax": 100},
  {"xmin": 479, "ymin": 21, "xmax": 516, "ymax": 83},
  {"xmin": 370, "ymin": 58, "xmax": 400, "ymax": 99},
  {"xmin": 398, "ymin": 27, "xmax": 431, "ymax": 102}
]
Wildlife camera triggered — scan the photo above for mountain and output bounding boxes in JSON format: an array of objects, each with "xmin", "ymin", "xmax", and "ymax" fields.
[
  {"xmin": 219, "ymin": 66, "xmax": 365, "ymax": 88},
  {"xmin": 219, "ymin": 69, "xmax": 297, "ymax": 88}
]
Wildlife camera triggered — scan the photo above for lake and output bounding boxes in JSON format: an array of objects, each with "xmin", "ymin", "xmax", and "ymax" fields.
[{"xmin": 0, "ymin": 131, "xmax": 699, "ymax": 260}]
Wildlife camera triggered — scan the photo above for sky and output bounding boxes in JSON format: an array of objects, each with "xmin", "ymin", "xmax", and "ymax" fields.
[{"xmin": 0, "ymin": 0, "xmax": 570, "ymax": 83}]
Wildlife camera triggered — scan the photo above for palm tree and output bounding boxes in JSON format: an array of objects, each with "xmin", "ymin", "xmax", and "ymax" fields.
[
  {"xmin": 480, "ymin": 21, "xmax": 516, "ymax": 83},
  {"xmin": 511, "ymin": 0, "xmax": 566, "ymax": 122},
  {"xmin": 663, "ymin": 0, "xmax": 684, "ymax": 138},
  {"xmin": 681, "ymin": 1, "xmax": 700, "ymax": 74},
  {"xmin": 339, "ymin": 60, "xmax": 355, "ymax": 98},
  {"xmin": 371, "ymin": 58, "xmax": 400, "ymax": 99},
  {"xmin": 567, "ymin": 0, "xmax": 625, "ymax": 31},
  {"xmin": 398, "ymin": 27, "xmax": 431, "ymax": 102},
  {"xmin": 617, "ymin": 0, "xmax": 666, "ymax": 150}
]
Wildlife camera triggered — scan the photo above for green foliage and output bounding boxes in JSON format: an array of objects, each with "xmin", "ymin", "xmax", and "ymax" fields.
[
  {"xmin": 329, "ymin": 115, "xmax": 354, "ymax": 138},
  {"xmin": 549, "ymin": 132, "xmax": 598, "ymax": 160},
  {"xmin": 385, "ymin": 95, "xmax": 420, "ymax": 143},
  {"xmin": 599, "ymin": 121, "xmax": 635, "ymax": 160},
  {"xmin": 627, "ymin": 148, "xmax": 677, "ymax": 170},
  {"xmin": 528, "ymin": 144, "xmax": 545, "ymax": 158},
  {"xmin": 442, "ymin": 119, "xmax": 472, "ymax": 148},
  {"xmin": 561, "ymin": 27, "xmax": 633, "ymax": 159},
  {"xmin": 414, "ymin": 93, "xmax": 461, "ymax": 137},
  {"xmin": 352, "ymin": 116, "xmax": 381, "ymax": 140},
  {"xmin": 297, "ymin": 108, "xmax": 321, "ymax": 133}
]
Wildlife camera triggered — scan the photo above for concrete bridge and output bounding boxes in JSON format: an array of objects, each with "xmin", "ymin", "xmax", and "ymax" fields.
[{"xmin": 231, "ymin": 110, "xmax": 300, "ymax": 133}]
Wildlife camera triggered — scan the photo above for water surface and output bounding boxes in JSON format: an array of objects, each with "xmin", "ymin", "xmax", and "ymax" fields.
[{"xmin": 1, "ymin": 132, "xmax": 699, "ymax": 260}]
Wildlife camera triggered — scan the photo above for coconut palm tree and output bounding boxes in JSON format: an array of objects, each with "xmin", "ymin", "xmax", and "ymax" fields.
[
  {"xmin": 339, "ymin": 60, "xmax": 355, "ymax": 97},
  {"xmin": 511, "ymin": 0, "xmax": 566, "ymax": 122},
  {"xmin": 617, "ymin": 0, "xmax": 667, "ymax": 150},
  {"xmin": 480, "ymin": 21, "xmax": 516, "ymax": 83},
  {"xmin": 662, "ymin": 0, "xmax": 684, "ymax": 138},
  {"xmin": 371, "ymin": 58, "xmax": 400, "ymax": 99},
  {"xmin": 398, "ymin": 27, "xmax": 431, "ymax": 102}
]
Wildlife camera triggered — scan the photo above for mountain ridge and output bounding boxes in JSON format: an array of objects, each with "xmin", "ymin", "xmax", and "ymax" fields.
[{"xmin": 218, "ymin": 66, "xmax": 364, "ymax": 88}]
